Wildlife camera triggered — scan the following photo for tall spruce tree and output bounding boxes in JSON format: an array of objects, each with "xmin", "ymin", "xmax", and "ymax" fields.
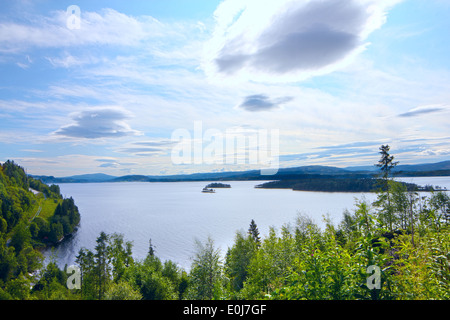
[
  {"xmin": 94, "ymin": 231, "xmax": 110, "ymax": 300},
  {"xmin": 248, "ymin": 219, "xmax": 261, "ymax": 247},
  {"xmin": 375, "ymin": 145, "xmax": 399, "ymax": 233},
  {"xmin": 376, "ymin": 145, "xmax": 399, "ymax": 186}
]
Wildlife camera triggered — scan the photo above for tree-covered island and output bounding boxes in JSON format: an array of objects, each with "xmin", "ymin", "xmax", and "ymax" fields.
[{"xmin": 205, "ymin": 182, "xmax": 231, "ymax": 188}]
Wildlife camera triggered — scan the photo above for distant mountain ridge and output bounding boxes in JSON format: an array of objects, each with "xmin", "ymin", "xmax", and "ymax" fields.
[
  {"xmin": 30, "ymin": 160, "xmax": 450, "ymax": 184},
  {"xmin": 346, "ymin": 160, "xmax": 450, "ymax": 172},
  {"xmin": 31, "ymin": 173, "xmax": 118, "ymax": 183},
  {"xmin": 66, "ymin": 173, "xmax": 117, "ymax": 181}
]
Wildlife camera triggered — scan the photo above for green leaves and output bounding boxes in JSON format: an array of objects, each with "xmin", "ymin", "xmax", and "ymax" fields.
[
  {"xmin": 186, "ymin": 236, "xmax": 223, "ymax": 300},
  {"xmin": 225, "ymin": 231, "xmax": 257, "ymax": 293}
]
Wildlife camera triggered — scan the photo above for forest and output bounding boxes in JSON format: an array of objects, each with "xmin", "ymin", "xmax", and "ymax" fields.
[
  {"xmin": 0, "ymin": 146, "xmax": 449, "ymax": 300},
  {"xmin": 0, "ymin": 160, "xmax": 80, "ymax": 298}
]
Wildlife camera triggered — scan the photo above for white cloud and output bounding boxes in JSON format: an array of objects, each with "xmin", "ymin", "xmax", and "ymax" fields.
[
  {"xmin": 46, "ymin": 52, "xmax": 101, "ymax": 68},
  {"xmin": 397, "ymin": 104, "xmax": 449, "ymax": 118},
  {"xmin": 237, "ymin": 94, "xmax": 293, "ymax": 111},
  {"xmin": 203, "ymin": 0, "xmax": 402, "ymax": 83},
  {"xmin": 54, "ymin": 106, "xmax": 142, "ymax": 139},
  {"xmin": 116, "ymin": 139, "xmax": 178, "ymax": 157},
  {"xmin": 0, "ymin": 8, "xmax": 166, "ymax": 52}
]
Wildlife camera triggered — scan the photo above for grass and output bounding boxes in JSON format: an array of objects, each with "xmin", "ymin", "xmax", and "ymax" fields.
[
  {"xmin": 28, "ymin": 192, "xmax": 61, "ymax": 222},
  {"xmin": 25, "ymin": 201, "xmax": 41, "ymax": 221},
  {"xmin": 39, "ymin": 198, "xmax": 61, "ymax": 221}
]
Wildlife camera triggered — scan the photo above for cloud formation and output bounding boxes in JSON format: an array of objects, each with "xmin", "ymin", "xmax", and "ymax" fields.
[
  {"xmin": 55, "ymin": 107, "xmax": 140, "ymax": 139},
  {"xmin": 238, "ymin": 94, "xmax": 293, "ymax": 111},
  {"xmin": 204, "ymin": 0, "xmax": 401, "ymax": 82},
  {"xmin": 397, "ymin": 104, "xmax": 448, "ymax": 118},
  {"xmin": 0, "ymin": 8, "xmax": 162, "ymax": 52},
  {"xmin": 117, "ymin": 140, "xmax": 177, "ymax": 156}
]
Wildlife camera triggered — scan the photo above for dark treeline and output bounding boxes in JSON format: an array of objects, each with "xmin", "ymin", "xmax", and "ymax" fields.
[
  {"xmin": 205, "ymin": 182, "xmax": 231, "ymax": 188},
  {"xmin": 256, "ymin": 177, "xmax": 432, "ymax": 192}
]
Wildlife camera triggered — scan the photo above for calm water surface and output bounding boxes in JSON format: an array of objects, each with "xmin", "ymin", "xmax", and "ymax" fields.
[{"xmin": 46, "ymin": 177, "xmax": 450, "ymax": 270}]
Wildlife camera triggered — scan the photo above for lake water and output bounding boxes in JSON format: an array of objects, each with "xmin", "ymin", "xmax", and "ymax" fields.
[{"xmin": 46, "ymin": 177, "xmax": 450, "ymax": 270}]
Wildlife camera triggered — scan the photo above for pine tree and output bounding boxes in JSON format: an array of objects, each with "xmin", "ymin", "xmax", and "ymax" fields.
[
  {"xmin": 248, "ymin": 219, "xmax": 261, "ymax": 247},
  {"xmin": 374, "ymin": 145, "xmax": 399, "ymax": 233},
  {"xmin": 376, "ymin": 145, "xmax": 399, "ymax": 185},
  {"xmin": 94, "ymin": 231, "xmax": 110, "ymax": 299},
  {"xmin": 148, "ymin": 238, "xmax": 155, "ymax": 257},
  {"xmin": 76, "ymin": 247, "xmax": 95, "ymax": 299}
]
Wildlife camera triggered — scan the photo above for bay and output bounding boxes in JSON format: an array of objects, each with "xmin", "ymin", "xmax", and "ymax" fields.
[{"xmin": 46, "ymin": 177, "xmax": 450, "ymax": 270}]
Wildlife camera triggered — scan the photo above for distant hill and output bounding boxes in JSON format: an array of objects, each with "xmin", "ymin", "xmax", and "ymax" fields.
[
  {"xmin": 31, "ymin": 173, "xmax": 117, "ymax": 183},
  {"xmin": 344, "ymin": 165, "xmax": 378, "ymax": 172},
  {"xmin": 30, "ymin": 160, "xmax": 450, "ymax": 184},
  {"xmin": 344, "ymin": 160, "xmax": 450, "ymax": 173},
  {"xmin": 395, "ymin": 160, "xmax": 450, "ymax": 172},
  {"xmin": 110, "ymin": 166, "xmax": 363, "ymax": 183},
  {"xmin": 66, "ymin": 173, "xmax": 117, "ymax": 181}
]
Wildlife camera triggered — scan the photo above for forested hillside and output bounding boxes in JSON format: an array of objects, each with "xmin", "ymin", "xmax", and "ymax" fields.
[{"xmin": 0, "ymin": 160, "xmax": 80, "ymax": 298}]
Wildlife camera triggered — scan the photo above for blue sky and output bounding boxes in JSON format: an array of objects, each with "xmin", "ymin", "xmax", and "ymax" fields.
[{"xmin": 1, "ymin": 0, "xmax": 449, "ymax": 176}]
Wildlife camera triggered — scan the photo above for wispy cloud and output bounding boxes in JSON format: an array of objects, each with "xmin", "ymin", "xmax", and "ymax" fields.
[
  {"xmin": 0, "ymin": 8, "xmax": 165, "ymax": 52},
  {"xmin": 95, "ymin": 158, "xmax": 139, "ymax": 169},
  {"xmin": 0, "ymin": 6, "xmax": 206, "ymax": 72},
  {"xmin": 237, "ymin": 94, "xmax": 293, "ymax": 112},
  {"xmin": 315, "ymin": 141, "xmax": 387, "ymax": 150},
  {"xmin": 46, "ymin": 52, "xmax": 101, "ymax": 68},
  {"xmin": 98, "ymin": 162, "xmax": 120, "ymax": 168},
  {"xmin": 397, "ymin": 104, "xmax": 448, "ymax": 118},
  {"xmin": 116, "ymin": 140, "xmax": 177, "ymax": 156},
  {"xmin": 132, "ymin": 140, "xmax": 178, "ymax": 147}
]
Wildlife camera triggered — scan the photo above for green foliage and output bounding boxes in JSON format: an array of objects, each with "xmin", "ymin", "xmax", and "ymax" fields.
[
  {"xmin": 0, "ymin": 160, "xmax": 84, "ymax": 300},
  {"xmin": 28, "ymin": 178, "xmax": 61, "ymax": 200},
  {"xmin": 45, "ymin": 197, "xmax": 80, "ymax": 245},
  {"xmin": 3, "ymin": 275, "xmax": 31, "ymax": 300},
  {"xmin": 228, "ymin": 188, "xmax": 449, "ymax": 300},
  {"xmin": 74, "ymin": 232, "xmax": 185, "ymax": 300},
  {"xmin": 225, "ymin": 231, "xmax": 258, "ymax": 295},
  {"xmin": 10, "ymin": 222, "xmax": 31, "ymax": 253},
  {"xmin": 185, "ymin": 236, "xmax": 224, "ymax": 300},
  {"xmin": 388, "ymin": 231, "xmax": 449, "ymax": 299},
  {"xmin": 123, "ymin": 251, "xmax": 181, "ymax": 300},
  {"xmin": 0, "ymin": 237, "xmax": 17, "ymax": 283},
  {"xmin": 31, "ymin": 260, "xmax": 73, "ymax": 300},
  {"xmin": 104, "ymin": 280, "xmax": 142, "ymax": 300}
]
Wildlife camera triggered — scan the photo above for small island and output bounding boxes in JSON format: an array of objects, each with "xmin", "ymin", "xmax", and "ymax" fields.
[{"xmin": 205, "ymin": 182, "xmax": 231, "ymax": 188}]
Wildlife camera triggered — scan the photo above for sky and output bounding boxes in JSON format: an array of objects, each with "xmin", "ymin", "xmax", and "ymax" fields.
[{"xmin": 0, "ymin": 0, "xmax": 449, "ymax": 177}]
